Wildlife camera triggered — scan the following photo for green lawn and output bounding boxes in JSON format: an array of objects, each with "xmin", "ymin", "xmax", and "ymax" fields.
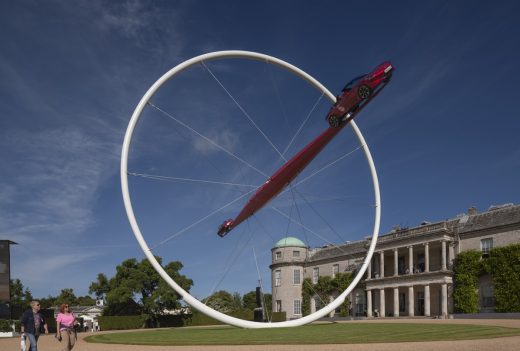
[{"xmin": 85, "ymin": 322, "xmax": 520, "ymax": 345}]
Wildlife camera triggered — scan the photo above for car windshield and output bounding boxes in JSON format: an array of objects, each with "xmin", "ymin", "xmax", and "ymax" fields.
[{"xmin": 342, "ymin": 75, "xmax": 365, "ymax": 92}]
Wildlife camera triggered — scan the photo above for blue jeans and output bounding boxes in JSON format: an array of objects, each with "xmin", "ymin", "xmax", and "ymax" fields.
[{"xmin": 26, "ymin": 333, "xmax": 39, "ymax": 351}]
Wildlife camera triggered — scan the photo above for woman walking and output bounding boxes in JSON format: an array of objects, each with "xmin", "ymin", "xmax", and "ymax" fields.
[{"xmin": 56, "ymin": 303, "xmax": 77, "ymax": 351}]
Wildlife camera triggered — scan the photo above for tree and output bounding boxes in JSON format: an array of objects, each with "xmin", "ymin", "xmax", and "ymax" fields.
[
  {"xmin": 90, "ymin": 257, "xmax": 193, "ymax": 326},
  {"xmin": 203, "ymin": 290, "xmax": 236, "ymax": 313},
  {"xmin": 9, "ymin": 279, "xmax": 33, "ymax": 308},
  {"xmin": 55, "ymin": 288, "xmax": 77, "ymax": 306},
  {"xmin": 89, "ymin": 273, "xmax": 109, "ymax": 299},
  {"xmin": 76, "ymin": 295, "xmax": 96, "ymax": 306},
  {"xmin": 242, "ymin": 290, "xmax": 258, "ymax": 311},
  {"xmin": 232, "ymin": 292, "xmax": 243, "ymax": 312},
  {"xmin": 263, "ymin": 293, "xmax": 272, "ymax": 317},
  {"xmin": 242, "ymin": 290, "xmax": 272, "ymax": 320},
  {"xmin": 39, "ymin": 296, "xmax": 57, "ymax": 309}
]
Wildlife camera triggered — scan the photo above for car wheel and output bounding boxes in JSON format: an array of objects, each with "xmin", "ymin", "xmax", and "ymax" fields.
[
  {"xmin": 328, "ymin": 115, "xmax": 340, "ymax": 128},
  {"xmin": 358, "ymin": 85, "xmax": 371, "ymax": 99}
]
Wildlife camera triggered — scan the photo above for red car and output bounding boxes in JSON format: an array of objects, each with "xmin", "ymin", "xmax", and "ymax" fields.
[{"xmin": 326, "ymin": 61, "xmax": 393, "ymax": 128}]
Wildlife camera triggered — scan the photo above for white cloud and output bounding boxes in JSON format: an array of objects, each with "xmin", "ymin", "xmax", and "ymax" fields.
[
  {"xmin": 0, "ymin": 127, "xmax": 119, "ymax": 241},
  {"xmin": 13, "ymin": 250, "xmax": 101, "ymax": 290},
  {"xmin": 95, "ymin": 0, "xmax": 162, "ymax": 38},
  {"xmin": 192, "ymin": 128, "xmax": 240, "ymax": 155}
]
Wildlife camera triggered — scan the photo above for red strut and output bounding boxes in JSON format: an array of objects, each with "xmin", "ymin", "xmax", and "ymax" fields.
[{"xmin": 217, "ymin": 123, "xmax": 346, "ymax": 236}]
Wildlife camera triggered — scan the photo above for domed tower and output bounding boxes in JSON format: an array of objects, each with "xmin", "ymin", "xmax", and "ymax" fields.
[{"xmin": 270, "ymin": 237, "xmax": 308, "ymax": 320}]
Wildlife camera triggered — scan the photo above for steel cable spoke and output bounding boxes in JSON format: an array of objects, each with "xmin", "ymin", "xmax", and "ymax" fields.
[
  {"xmin": 150, "ymin": 186, "xmax": 258, "ymax": 250},
  {"xmin": 128, "ymin": 172, "xmax": 257, "ymax": 189},
  {"xmin": 147, "ymin": 101, "xmax": 268, "ymax": 178},
  {"xmin": 202, "ymin": 61, "xmax": 287, "ymax": 162}
]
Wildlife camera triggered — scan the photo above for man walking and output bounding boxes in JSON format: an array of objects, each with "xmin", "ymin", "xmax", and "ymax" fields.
[{"xmin": 21, "ymin": 301, "xmax": 48, "ymax": 351}]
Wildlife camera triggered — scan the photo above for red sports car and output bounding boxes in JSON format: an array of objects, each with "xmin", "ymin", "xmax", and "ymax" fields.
[{"xmin": 326, "ymin": 61, "xmax": 393, "ymax": 128}]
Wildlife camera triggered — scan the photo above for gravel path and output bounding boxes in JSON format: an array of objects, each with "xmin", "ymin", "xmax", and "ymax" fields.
[{"xmin": 3, "ymin": 319, "xmax": 519, "ymax": 351}]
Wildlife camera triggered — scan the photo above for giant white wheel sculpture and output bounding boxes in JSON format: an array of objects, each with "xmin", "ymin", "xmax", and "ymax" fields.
[{"xmin": 121, "ymin": 50, "xmax": 381, "ymax": 328}]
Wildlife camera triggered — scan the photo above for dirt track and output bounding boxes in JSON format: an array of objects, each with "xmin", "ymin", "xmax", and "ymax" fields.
[{"xmin": 3, "ymin": 319, "xmax": 520, "ymax": 351}]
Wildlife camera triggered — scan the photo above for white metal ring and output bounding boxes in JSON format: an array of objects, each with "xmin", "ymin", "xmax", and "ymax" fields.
[{"xmin": 121, "ymin": 50, "xmax": 381, "ymax": 328}]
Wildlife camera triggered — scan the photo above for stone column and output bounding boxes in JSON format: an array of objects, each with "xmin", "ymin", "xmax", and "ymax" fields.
[
  {"xmin": 393, "ymin": 287, "xmax": 399, "ymax": 317},
  {"xmin": 367, "ymin": 290, "xmax": 372, "ymax": 317},
  {"xmin": 425, "ymin": 242, "xmax": 430, "ymax": 272},
  {"xmin": 379, "ymin": 251, "xmax": 385, "ymax": 278},
  {"xmin": 424, "ymin": 284, "xmax": 430, "ymax": 317},
  {"xmin": 441, "ymin": 240, "xmax": 447, "ymax": 271},
  {"xmin": 441, "ymin": 283, "xmax": 448, "ymax": 318},
  {"xmin": 448, "ymin": 242, "xmax": 455, "ymax": 269},
  {"xmin": 408, "ymin": 246, "xmax": 414, "ymax": 274},
  {"xmin": 367, "ymin": 260, "xmax": 372, "ymax": 279},
  {"xmin": 408, "ymin": 286, "xmax": 415, "ymax": 316},
  {"xmin": 393, "ymin": 248, "xmax": 398, "ymax": 276},
  {"xmin": 379, "ymin": 289, "xmax": 385, "ymax": 318}
]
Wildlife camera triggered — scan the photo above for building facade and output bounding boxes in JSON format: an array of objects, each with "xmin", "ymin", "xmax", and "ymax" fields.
[{"xmin": 270, "ymin": 204, "xmax": 520, "ymax": 320}]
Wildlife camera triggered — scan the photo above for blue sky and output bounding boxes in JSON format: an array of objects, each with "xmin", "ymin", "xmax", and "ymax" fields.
[{"xmin": 1, "ymin": 1, "xmax": 519, "ymax": 301}]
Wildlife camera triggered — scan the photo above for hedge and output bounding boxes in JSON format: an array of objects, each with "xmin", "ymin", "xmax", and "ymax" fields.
[
  {"xmin": 98, "ymin": 310, "xmax": 256, "ymax": 330},
  {"xmin": 98, "ymin": 315, "xmax": 146, "ymax": 330},
  {"xmin": 270, "ymin": 311, "xmax": 286, "ymax": 322},
  {"xmin": 0, "ymin": 319, "xmax": 13, "ymax": 332},
  {"xmin": 184, "ymin": 309, "xmax": 254, "ymax": 326}
]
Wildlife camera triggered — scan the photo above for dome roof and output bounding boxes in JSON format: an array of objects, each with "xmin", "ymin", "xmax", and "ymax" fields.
[{"xmin": 274, "ymin": 237, "xmax": 307, "ymax": 248}]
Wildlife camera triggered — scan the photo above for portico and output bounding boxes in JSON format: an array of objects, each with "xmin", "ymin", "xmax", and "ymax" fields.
[
  {"xmin": 366, "ymin": 276, "xmax": 451, "ymax": 317},
  {"xmin": 365, "ymin": 222, "xmax": 454, "ymax": 318}
]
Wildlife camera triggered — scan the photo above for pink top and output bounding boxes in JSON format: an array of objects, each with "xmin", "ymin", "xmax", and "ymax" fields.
[{"xmin": 56, "ymin": 313, "xmax": 75, "ymax": 331}]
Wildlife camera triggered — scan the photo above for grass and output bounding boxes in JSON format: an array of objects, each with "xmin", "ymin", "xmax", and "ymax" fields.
[{"xmin": 84, "ymin": 322, "xmax": 520, "ymax": 345}]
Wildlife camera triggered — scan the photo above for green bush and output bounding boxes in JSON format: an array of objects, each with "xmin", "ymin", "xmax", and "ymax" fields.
[
  {"xmin": 156, "ymin": 315, "xmax": 184, "ymax": 328},
  {"xmin": 184, "ymin": 309, "xmax": 254, "ymax": 326},
  {"xmin": 98, "ymin": 315, "xmax": 146, "ymax": 330},
  {"xmin": 482, "ymin": 244, "xmax": 520, "ymax": 312},
  {"xmin": 0, "ymin": 319, "xmax": 12, "ymax": 332},
  {"xmin": 452, "ymin": 250, "xmax": 482, "ymax": 313},
  {"xmin": 302, "ymin": 272, "xmax": 353, "ymax": 316},
  {"xmin": 453, "ymin": 244, "xmax": 520, "ymax": 313},
  {"xmin": 270, "ymin": 311, "xmax": 286, "ymax": 322}
]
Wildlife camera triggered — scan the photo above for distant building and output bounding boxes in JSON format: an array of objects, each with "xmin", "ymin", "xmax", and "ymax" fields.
[
  {"xmin": 0, "ymin": 240, "xmax": 17, "ymax": 319},
  {"xmin": 271, "ymin": 204, "xmax": 520, "ymax": 320},
  {"xmin": 52, "ymin": 305, "xmax": 103, "ymax": 319}
]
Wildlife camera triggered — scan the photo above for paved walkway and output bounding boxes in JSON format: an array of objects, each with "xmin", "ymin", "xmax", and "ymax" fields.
[{"xmin": 3, "ymin": 319, "xmax": 520, "ymax": 351}]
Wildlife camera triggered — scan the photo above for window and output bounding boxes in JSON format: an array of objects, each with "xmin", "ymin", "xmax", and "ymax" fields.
[
  {"xmin": 275, "ymin": 251, "xmax": 282, "ymax": 260},
  {"xmin": 481, "ymin": 238, "xmax": 493, "ymax": 256},
  {"xmin": 276, "ymin": 300, "xmax": 282, "ymax": 312},
  {"xmin": 293, "ymin": 299, "xmax": 301, "ymax": 315},
  {"xmin": 313, "ymin": 267, "xmax": 319, "ymax": 284},
  {"xmin": 332, "ymin": 264, "xmax": 339, "ymax": 278},
  {"xmin": 481, "ymin": 284, "xmax": 494, "ymax": 308},
  {"xmin": 314, "ymin": 298, "xmax": 321, "ymax": 311},
  {"xmin": 417, "ymin": 253, "xmax": 425, "ymax": 273},
  {"xmin": 292, "ymin": 250, "xmax": 300, "ymax": 257},
  {"xmin": 399, "ymin": 292, "xmax": 406, "ymax": 313},
  {"xmin": 293, "ymin": 269, "xmax": 301, "ymax": 284},
  {"xmin": 275, "ymin": 270, "xmax": 281, "ymax": 286},
  {"xmin": 398, "ymin": 256, "xmax": 406, "ymax": 275}
]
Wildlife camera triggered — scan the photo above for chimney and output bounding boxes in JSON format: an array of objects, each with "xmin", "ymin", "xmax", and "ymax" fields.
[{"xmin": 468, "ymin": 206, "xmax": 477, "ymax": 216}]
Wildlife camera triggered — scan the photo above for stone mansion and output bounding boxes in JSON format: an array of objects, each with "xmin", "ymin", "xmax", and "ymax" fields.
[{"xmin": 270, "ymin": 203, "xmax": 520, "ymax": 320}]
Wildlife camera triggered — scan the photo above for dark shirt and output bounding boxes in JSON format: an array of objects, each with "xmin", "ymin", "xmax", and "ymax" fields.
[{"xmin": 21, "ymin": 310, "xmax": 45, "ymax": 335}]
